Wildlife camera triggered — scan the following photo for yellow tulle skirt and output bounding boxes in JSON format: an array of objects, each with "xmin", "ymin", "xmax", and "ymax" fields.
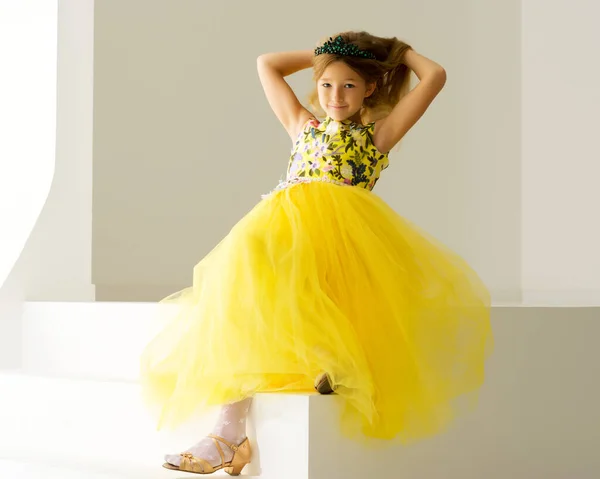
[{"xmin": 140, "ymin": 180, "xmax": 493, "ymax": 443}]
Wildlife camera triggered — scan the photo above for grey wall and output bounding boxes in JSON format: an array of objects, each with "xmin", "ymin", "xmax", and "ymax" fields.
[{"xmin": 92, "ymin": 0, "xmax": 521, "ymax": 302}]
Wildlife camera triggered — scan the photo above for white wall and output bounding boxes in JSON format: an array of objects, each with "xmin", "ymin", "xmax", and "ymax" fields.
[
  {"xmin": 0, "ymin": 1, "xmax": 57, "ymax": 292},
  {"xmin": 0, "ymin": 0, "xmax": 58, "ymax": 369},
  {"xmin": 1, "ymin": 0, "xmax": 96, "ymax": 304},
  {"xmin": 0, "ymin": 0, "xmax": 95, "ymax": 367},
  {"xmin": 92, "ymin": 0, "xmax": 522, "ymax": 303},
  {"xmin": 522, "ymin": 0, "xmax": 600, "ymax": 305},
  {"xmin": 17, "ymin": 0, "xmax": 96, "ymax": 302},
  {"xmin": 3, "ymin": 0, "xmax": 598, "ymax": 307}
]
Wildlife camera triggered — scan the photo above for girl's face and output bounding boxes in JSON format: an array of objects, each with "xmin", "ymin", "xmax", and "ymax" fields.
[{"xmin": 317, "ymin": 61, "xmax": 374, "ymax": 122}]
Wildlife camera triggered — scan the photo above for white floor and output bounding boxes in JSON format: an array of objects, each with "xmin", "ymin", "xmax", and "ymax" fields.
[{"xmin": 0, "ymin": 458, "xmax": 187, "ymax": 479}]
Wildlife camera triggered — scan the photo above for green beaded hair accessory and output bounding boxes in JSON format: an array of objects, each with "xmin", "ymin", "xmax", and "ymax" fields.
[{"xmin": 314, "ymin": 35, "xmax": 376, "ymax": 60}]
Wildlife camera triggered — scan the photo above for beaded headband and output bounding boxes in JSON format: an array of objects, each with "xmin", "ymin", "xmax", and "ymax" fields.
[{"xmin": 314, "ymin": 35, "xmax": 376, "ymax": 60}]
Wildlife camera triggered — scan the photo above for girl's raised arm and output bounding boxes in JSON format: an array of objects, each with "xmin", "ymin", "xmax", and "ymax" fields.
[
  {"xmin": 257, "ymin": 50, "xmax": 315, "ymax": 140},
  {"xmin": 373, "ymin": 49, "xmax": 446, "ymax": 153}
]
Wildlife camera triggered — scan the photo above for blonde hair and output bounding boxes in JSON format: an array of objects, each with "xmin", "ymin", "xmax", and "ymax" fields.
[{"xmin": 308, "ymin": 31, "xmax": 413, "ymax": 123}]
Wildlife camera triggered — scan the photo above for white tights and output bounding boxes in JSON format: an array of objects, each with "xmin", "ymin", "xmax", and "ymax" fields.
[{"xmin": 164, "ymin": 397, "xmax": 252, "ymax": 469}]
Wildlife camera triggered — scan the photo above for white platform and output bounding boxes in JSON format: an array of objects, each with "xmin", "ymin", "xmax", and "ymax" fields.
[{"xmin": 0, "ymin": 301, "xmax": 599, "ymax": 478}]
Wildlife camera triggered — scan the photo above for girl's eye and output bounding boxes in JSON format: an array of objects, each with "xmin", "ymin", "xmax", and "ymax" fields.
[{"xmin": 321, "ymin": 83, "xmax": 355, "ymax": 88}]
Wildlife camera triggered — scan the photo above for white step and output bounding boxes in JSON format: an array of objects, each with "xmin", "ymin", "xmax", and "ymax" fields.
[
  {"xmin": 21, "ymin": 301, "xmax": 170, "ymax": 381},
  {"xmin": 9, "ymin": 301, "xmax": 600, "ymax": 478},
  {"xmin": 0, "ymin": 372, "xmax": 403, "ymax": 479}
]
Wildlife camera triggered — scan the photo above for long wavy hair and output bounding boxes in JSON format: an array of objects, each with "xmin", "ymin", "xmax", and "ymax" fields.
[{"xmin": 308, "ymin": 31, "xmax": 413, "ymax": 123}]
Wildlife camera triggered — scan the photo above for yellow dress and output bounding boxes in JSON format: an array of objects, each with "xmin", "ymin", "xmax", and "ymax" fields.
[{"xmin": 140, "ymin": 116, "xmax": 493, "ymax": 443}]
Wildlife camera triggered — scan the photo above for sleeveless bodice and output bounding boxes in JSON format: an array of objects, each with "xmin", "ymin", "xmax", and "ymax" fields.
[{"xmin": 265, "ymin": 117, "xmax": 389, "ymax": 196}]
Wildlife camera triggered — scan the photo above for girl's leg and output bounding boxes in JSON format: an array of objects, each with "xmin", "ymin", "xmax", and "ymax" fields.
[{"xmin": 165, "ymin": 397, "xmax": 253, "ymax": 468}]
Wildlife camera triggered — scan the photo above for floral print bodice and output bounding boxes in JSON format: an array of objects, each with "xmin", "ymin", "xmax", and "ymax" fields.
[{"xmin": 265, "ymin": 117, "xmax": 389, "ymax": 197}]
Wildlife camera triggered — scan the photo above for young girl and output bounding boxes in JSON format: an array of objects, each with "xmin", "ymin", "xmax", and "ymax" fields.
[{"xmin": 141, "ymin": 31, "xmax": 493, "ymax": 475}]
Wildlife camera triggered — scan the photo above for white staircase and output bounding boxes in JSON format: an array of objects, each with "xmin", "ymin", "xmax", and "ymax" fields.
[{"xmin": 1, "ymin": 302, "xmax": 599, "ymax": 478}]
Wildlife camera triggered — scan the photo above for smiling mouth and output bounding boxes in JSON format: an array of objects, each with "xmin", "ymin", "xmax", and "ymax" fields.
[{"xmin": 329, "ymin": 105, "xmax": 346, "ymax": 109}]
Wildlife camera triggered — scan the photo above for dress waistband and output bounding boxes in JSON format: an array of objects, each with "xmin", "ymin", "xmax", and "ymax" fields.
[{"xmin": 261, "ymin": 175, "xmax": 350, "ymax": 199}]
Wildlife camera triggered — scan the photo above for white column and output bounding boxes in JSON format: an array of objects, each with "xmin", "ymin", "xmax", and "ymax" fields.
[
  {"xmin": 522, "ymin": 0, "xmax": 600, "ymax": 305},
  {"xmin": 20, "ymin": 0, "xmax": 96, "ymax": 301},
  {"xmin": 0, "ymin": 0, "xmax": 60, "ymax": 368}
]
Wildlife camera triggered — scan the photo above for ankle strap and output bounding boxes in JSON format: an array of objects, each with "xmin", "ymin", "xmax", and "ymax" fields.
[{"xmin": 208, "ymin": 434, "xmax": 240, "ymax": 452}]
